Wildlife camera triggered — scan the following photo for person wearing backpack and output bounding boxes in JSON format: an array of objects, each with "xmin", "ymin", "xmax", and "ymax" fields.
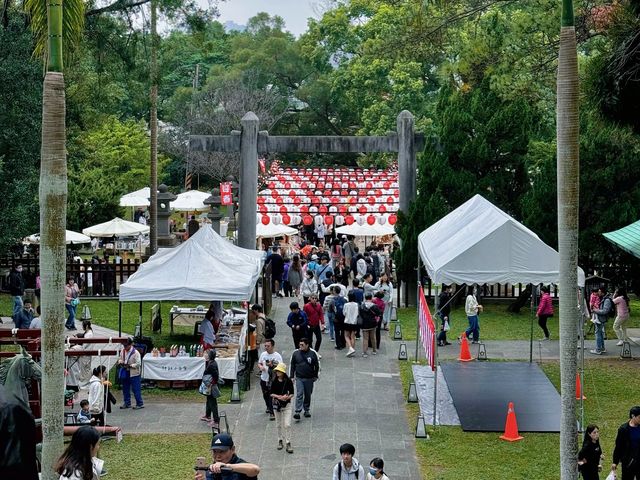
[
  {"xmin": 590, "ymin": 287, "xmax": 614, "ymax": 355},
  {"xmin": 359, "ymin": 293, "xmax": 382, "ymax": 357},
  {"xmin": 332, "ymin": 443, "xmax": 365, "ymax": 480},
  {"xmin": 333, "ymin": 288, "xmax": 347, "ymax": 350},
  {"xmin": 257, "ymin": 339, "xmax": 282, "ymax": 421}
]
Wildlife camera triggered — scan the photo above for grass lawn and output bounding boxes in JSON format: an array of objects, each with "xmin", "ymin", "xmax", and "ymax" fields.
[
  {"xmin": 397, "ymin": 298, "xmax": 640, "ymax": 341},
  {"xmin": 399, "ymin": 358, "xmax": 640, "ymax": 479}
]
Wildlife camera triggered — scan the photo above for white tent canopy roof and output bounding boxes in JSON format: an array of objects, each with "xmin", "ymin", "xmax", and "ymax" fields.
[
  {"xmin": 172, "ymin": 190, "xmax": 210, "ymax": 211},
  {"xmin": 23, "ymin": 230, "xmax": 91, "ymax": 245},
  {"xmin": 418, "ymin": 194, "xmax": 585, "ymax": 286},
  {"xmin": 256, "ymin": 223, "xmax": 297, "ymax": 238},
  {"xmin": 119, "ymin": 226, "xmax": 266, "ymax": 301},
  {"xmin": 119, "ymin": 187, "xmax": 151, "ymax": 207},
  {"xmin": 335, "ymin": 223, "xmax": 395, "ymax": 237},
  {"xmin": 82, "ymin": 217, "xmax": 150, "ymax": 237}
]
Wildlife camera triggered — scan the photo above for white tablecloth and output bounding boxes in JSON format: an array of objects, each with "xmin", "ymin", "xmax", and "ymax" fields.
[{"xmin": 142, "ymin": 355, "xmax": 239, "ymax": 381}]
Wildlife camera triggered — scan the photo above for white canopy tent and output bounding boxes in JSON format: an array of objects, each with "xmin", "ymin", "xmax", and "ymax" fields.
[
  {"xmin": 82, "ymin": 217, "xmax": 150, "ymax": 237},
  {"xmin": 256, "ymin": 223, "xmax": 297, "ymax": 238},
  {"xmin": 172, "ymin": 190, "xmax": 210, "ymax": 211},
  {"xmin": 335, "ymin": 222, "xmax": 396, "ymax": 237},
  {"xmin": 23, "ymin": 230, "xmax": 91, "ymax": 245},
  {"xmin": 119, "ymin": 187, "xmax": 151, "ymax": 207},
  {"xmin": 418, "ymin": 194, "xmax": 585, "ymax": 286},
  {"xmin": 119, "ymin": 225, "xmax": 266, "ymax": 302}
]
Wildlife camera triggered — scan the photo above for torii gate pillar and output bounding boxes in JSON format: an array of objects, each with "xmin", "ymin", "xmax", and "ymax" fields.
[{"xmin": 238, "ymin": 112, "xmax": 259, "ymax": 250}]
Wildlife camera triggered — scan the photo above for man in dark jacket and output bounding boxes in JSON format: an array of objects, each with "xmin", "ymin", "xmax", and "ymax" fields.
[
  {"xmin": 8, "ymin": 264, "xmax": 25, "ymax": 322},
  {"xmin": 612, "ymin": 405, "xmax": 640, "ymax": 479},
  {"xmin": 286, "ymin": 302, "xmax": 308, "ymax": 349},
  {"xmin": 289, "ymin": 338, "xmax": 319, "ymax": 420},
  {"xmin": 0, "ymin": 385, "xmax": 38, "ymax": 480}
]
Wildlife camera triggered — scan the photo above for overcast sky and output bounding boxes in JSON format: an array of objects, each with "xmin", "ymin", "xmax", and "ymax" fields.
[{"xmin": 216, "ymin": 0, "xmax": 321, "ymax": 36}]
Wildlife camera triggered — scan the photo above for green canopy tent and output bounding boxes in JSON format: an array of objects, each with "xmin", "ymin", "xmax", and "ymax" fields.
[{"xmin": 603, "ymin": 220, "xmax": 640, "ymax": 259}]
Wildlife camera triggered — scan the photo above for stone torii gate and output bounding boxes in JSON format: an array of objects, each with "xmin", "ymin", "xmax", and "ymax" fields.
[{"xmin": 189, "ymin": 110, "xmax": 424, "ymax": 256}]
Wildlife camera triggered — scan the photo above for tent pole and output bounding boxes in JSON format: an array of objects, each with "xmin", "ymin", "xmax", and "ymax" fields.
[
  {"xmin": 118, "ymin": 301, "xmax": 122, "ymax": 337},
  {"xmin": 579, "ymin": 286, "xmax": 586, "ymax": 432},
  {"xmin": 433, "ymin": 282, "xmax": 439, "ymax": 427},
  {"xmin": 529, "ymin": 283, "xmax": 534, "ymax": 363},
  {"xmin": 139, "ymin": 301, "xmax": 143, "ymax": 337}
]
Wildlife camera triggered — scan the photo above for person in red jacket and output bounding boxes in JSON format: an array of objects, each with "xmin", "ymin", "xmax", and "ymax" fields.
[
  {"xmin": 536, "ymin": 285, "xmax": 554, "ymax": 341},
  {"xmin": 303, "ymin": 295, "xmax": 324, "ymax": 355}
]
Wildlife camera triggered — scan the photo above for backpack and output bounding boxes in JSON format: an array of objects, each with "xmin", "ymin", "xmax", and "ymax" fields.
[
  {"xmin": 337, "ymin": 462, "xmax": 359, "ymax": 480},
  {"xmin": 604, "ymin": 297, "xmax": 616, "ymax": 319},
  {"xmin": 263, "ymin": 317, "xmax": 276, "ymax": 339},
  {"xmin": 334, "ymin": 296, "xmax": 346, "ymax": 322}
]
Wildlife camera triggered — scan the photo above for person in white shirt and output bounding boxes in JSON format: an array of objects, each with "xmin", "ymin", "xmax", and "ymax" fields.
[
  {"xmin": 463, "ymin": 285, "xmax": 483, "ymax": 343},
  {"xmin": 342, "ymin": 292, "xmax": 360, "ymax": 357},
  {"xmin": 29, "ymin": 306, "xmax": 42, "ymax": 329},
  {"xmin": 257, "ymin": 339, "xmax": 283, "ymax": 420}
]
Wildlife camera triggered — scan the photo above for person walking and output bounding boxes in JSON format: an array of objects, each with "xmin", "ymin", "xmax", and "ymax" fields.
[
  {"xmin": 536, "ymin": 285, "xmax": 554, "ymax": 341},
  {"xmin": 300, "ymin": 270, "xmax": 318, "ymax": 304},
  {"xmin": 200, "ymin": 349, "xmax": 221, "ymax": 430},
  {"xmin": 359, "ymin": 293, "xmax": 381, "ymax": 357},
  {"xmin": 8, "ymin": 264, "xmax": 25, "ymax": 322},
  {"xmin": 437, "ymin": 285, "xmax": 452, "ymax": 346},
  {"xmin": 332, "ymin": 443, "xmax": 365, "ymax": 480},
  {"xmin": 323, "ymin": 286, "xmax": 340, "ymax": 342},
  {"xmin": 578, "ymin": 424, "xmax": 604, "ymax": 480},
  {"xmin": 366, "ymin": 457, "xmax": 390, "ymax": 480},
  {"xmin": 374, "ymin": 273, "xmax": 393, "ymax": 330},
  {"xmin": 611, "ymin": 406, "xmax": 640, "ymax": 480},
  {"xmin": 290, "ymin": 338, "xmax": 319, "ymax": 420},
  {"xmin": 464, "ymin": 285, "xmax": 482, "ymax": 344},
  {"xmin": 118, "ymin": 338, "xmax": 143, "ymax": 410},
  {"xmin": 286, "ymin": 302, "xmax": 308, "ymax": 349},
  {"xmin": 372, "ymin": 291, "xmax": 386, "ymax": 350},
  {"xmin": 88, "ymin": 366, "xmax": 106, "ymax": 426},
  {"xmin": 257, "ymin": 339, "xmax": 282, "ymax": 421},
  {"xmin": 64, "ymin": 277, "xmax": 80, "ymax": 331},
  {"xmin": 333, "ymin": 287, "xmax": 347, "ymax": 350},
  {"xmin": 590, "ymin": 287, "xmax": 614, "ymax": 355},
  {"xmin": 55, "ymin": 426, "xmax": 103, "ymax": 480},
  {"xmin": 613, "ymin": 287, "xmax": 631, "ymax": 346},
  {"xmin": 270, "ymin": 363, "xmax": 294, "ymax": 454},
  {"xmin": 288, "ymin": 255, "xmax": 304, "ymax": 297},
  {"xmin": 343, "ymin": 292, "xmax": 360, "ymax": 357},
  {"xmin": 303, "ymin": 295, "xmax": 324, "ymax": 355}
]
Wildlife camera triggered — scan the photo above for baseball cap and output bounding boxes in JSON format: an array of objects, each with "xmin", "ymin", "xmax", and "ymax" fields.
[
  {"xmin": 311, "ymin": 254, "xmax": 318, "ymax": 260},
  {"xmin": 211, "ymin": 433, "xmax": 234, "ymax": 450}
]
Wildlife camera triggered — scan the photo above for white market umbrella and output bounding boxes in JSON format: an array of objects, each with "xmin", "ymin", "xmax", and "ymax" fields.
[
  {"xmin": 172, "ymin": 190, "xmax": 210, "ymax": 211},
  {"xmin": 82, "ymin": 217, "xmax": 150, "ymax": 237},
  {"xmin": 119, "ymin": 187, "xmax": 151, "ymax": 207},
  {"xmin": 256, "ymin": 223, "xmax": 298, "ymax": 238},
  {"xmin": 335, "ymin": 222, "xmax": 396, "ymax": 237},
  {"xmin": 23, "ymin": 230, "xmax": 91, "ymax": 245}
]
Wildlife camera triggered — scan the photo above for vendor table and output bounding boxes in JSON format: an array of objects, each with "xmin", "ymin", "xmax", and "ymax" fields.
[
  {"xmin": 169, "ymin": 306, "xmax": 207, "ymax": 334},
  {"xmin": 142, "ymin": 355, "xmax": 240, "ymax": 381}
]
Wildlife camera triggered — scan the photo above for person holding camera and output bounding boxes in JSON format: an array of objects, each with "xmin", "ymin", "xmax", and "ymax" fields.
[
  {"xmin": 194, "ymin": 433, "xmax": 260, "ymax": 480},
  {"xmin": 257, "ymin": 339, "xmax": 282, "ymax": 421},
  {"xmin": 118, "ymin": 338, "xmax": 143, "ymax": 410},
  {"xmin": 13, "ymin": 300, "xmax": 34, "ymax": 330},
  {"xmin": 270, "ymin": 363, "xmax": 294, "ymax": 453}
]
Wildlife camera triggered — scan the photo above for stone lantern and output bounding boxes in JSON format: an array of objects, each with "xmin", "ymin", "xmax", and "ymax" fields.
[
  {"xmin": 156, "ymin": 184, "xmax": 178, "ymax": 247},
  {"xmin": 204, "ymin": 188, "xmax": 223, "ymax": 235}
]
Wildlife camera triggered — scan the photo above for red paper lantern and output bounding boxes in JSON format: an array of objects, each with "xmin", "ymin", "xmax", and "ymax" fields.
[
  {"xmin": 282, "ymin": 214, "xmax": 291, "ymax": 225},
  {"xmin": 319, "ymin": 205, "xmax": 328, "ymax": 215},
  {"xmin": 289, "ymin": 190, "xmax": 296, "ymax": 198},
  {"xmin": 338, "ymin": 205, "xmax": 348, "ymax": 214},
  {"xmin": 324, "ymin": 215, "xmax": 333, "ymax": 225},
  {"xmin": 349, "ymin": 197, "xmax": 357, "ymax": 205},
  {"xmin": 366, "ymin": 182, "xmax": 373, "ymax": 189},
  {"xmin": 387, "ymin": 196, "xmax": 394, "ymax": 204},
  {"xmin": 345, "ymin": 215, "xmax": 355, "ymax": 225},
  {"xmin": 271, "ymin": 190, "xmax": 279, "ymax": 198},
  {"xmin": 374, "ymin": 189, "xmax": 382, "ymax": 197},
  {"xmin": 367, "ymin": 196, "xmax": 375, "ymax": 205},
  {"xmin": 388, "ymin": 214, "xmax": 397, "ymax": 225},
  {"xmin": 393, "ymin": 190, "xmax": 399, "ymax": 198},
  {"xmin": 268, "ymin": 182, "xmax": 276, "ymax": 189},
  {"xmin": 257, "ymin": 197, "xmax": 266, "ymax": 205},
  {"xmin": 284, "ymin": 182, "xmax": 291, "ymax": 189},
  {"xmin": 302, "ymin": 215, "xmax": 313, "ymax": 226},
  {"xmin": 367, "ymin": 215, "xmax": 376, "ymax": 225},
  {"xmin": 349, "ymin": 182, "xmax": 356, "ymax": 189},
  {"xmin": 379, "ymin": 205, "xmax": 387, "ymax": 213},
  {"xmin": 261, "ymin": 215, "xmax": 270, "ymax": 225},
  {"xmin": 300, "ymin": 205, "xmax": 309, "ymax": 214},
  {"xmin": 341, "ymin": 190, "xmax": 348, "ymax": 196},
  {"xmin": 359, "ymin": 205, "xmax": 367, "ymax": 215},
  {"xmin": 276, "ymin": 197, "xmax": 285, "ymax": 205},
  {"xmin": 294, "ymin": 197, "xmax": 301, "ymax": 205},
  {"xmin": 383, "ymin": 181, "xmax": 391, "ymax": 189},
  {"xmin": 279, "ymin": 205, "xmax": 288, "ymax": 214},
  {"xmin": 259, "ymin": 205, "xmax": 268, "ymax": 214}
]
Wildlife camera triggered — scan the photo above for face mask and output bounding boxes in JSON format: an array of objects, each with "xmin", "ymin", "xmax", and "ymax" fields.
[{"xmin": 369, "ymin": 468, "xmax": 378, "ymax": 476}]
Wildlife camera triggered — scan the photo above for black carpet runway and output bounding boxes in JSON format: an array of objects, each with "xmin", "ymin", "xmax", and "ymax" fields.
[{"xmin": 440, "ymin": 361, "xmax": 561, "ymax": 432}]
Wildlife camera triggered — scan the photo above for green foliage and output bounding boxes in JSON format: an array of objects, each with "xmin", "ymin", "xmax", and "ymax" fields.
[
  {"xmin": 0, "ymin": 15, "xmax": 42, "ymax": 251},
  {"xmin": 67, "ymin": 117, "xmax": 169, "ymax": 230}
]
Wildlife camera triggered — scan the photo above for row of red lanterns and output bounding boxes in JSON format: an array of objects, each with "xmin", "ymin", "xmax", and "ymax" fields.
[
  {"xmin": 260, "ymin": 213, "xmax": 397, "ymax": 226},
  {"xmin": 258, "ymin": 204, "xmax": 395, "ymax": 215}
]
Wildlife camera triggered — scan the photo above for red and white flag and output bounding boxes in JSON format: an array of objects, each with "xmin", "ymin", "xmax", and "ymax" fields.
[
  {"xmin": 418, "ymin": 285, "xmax": 436, "ymax": 371},
  {"xmin": 220, "ymin": 182, "xmax": 233, "ymax": 206}
]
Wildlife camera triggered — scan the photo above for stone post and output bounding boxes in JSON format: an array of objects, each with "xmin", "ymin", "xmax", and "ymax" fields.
[
  {"xmin": 155, "ymin": 184, "xmax": 177, "ymax": 248},
  {"xmin": 397, "ymin": 110, "xmax": 416, "ymax": 215},
  {"xmin": 238, "ymin": 112, "xmax": 259, "ymax": 249},
  {"xmin": 204, "ymin": 188, "xmax": 223, "ymax": 235}
]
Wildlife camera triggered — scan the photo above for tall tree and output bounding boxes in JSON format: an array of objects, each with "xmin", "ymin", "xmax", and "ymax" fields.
[
  {"xmin": 149, "ymin": 0, "xmax": 158, "ymax": 253},
  {"xmin": 24, "ymin": 0, "xmax": 84, "ymax": 476},
  {"xmin": 556, "ymin": 0, "xmax": 579, "ymax": 478}
]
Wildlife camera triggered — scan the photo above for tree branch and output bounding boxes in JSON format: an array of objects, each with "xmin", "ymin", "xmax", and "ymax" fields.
[{"xmin": 85, "ymin": 0, "xmax": 150, "ymax": 17}]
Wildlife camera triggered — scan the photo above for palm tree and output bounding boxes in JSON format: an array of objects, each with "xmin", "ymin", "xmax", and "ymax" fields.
[
  {"xmin": 24, "ymin": 0, "xmax": 84, "ymax": 477},
  {"xmin": 149, "ymin": 0, "xmax": 158, "ymax": 254},
  {"xmin": 556, "ymin": 0, "xmax": 580, "ymax": 478}
]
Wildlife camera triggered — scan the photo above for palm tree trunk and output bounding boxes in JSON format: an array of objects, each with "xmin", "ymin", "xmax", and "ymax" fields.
[
  {"xmin": 149, "ymin": 0, "xmax": 158, "ymax": 254},
  {"xmin": 39, "ymin": 71, "xmax": 67, "ymax": 480},
  {"xmin": 557, "ymin": 0, "xmax": 580, "ymax": 478}
]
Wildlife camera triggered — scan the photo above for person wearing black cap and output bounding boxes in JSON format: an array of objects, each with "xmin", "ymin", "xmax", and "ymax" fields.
[{"xmin": 195, "ymin": 433, "xmax": 260, "ymax": 480}]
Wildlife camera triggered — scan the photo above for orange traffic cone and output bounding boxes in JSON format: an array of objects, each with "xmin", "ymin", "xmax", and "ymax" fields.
[
  {"xmin": 499, "ymin": 402, "xmax": 524, "ymax": 442},
  {"xmin": 458, "ymin": 333, "xmax": 473, "ymax": 362},
  {"xmin": 576, "ymin": 373, "xmax": 586, "ymax": 400}
]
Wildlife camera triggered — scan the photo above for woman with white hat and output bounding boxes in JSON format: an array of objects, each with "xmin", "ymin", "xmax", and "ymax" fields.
[{"xmin": 270, "ymin": 363, "xmax": 294, "ymax": 453}]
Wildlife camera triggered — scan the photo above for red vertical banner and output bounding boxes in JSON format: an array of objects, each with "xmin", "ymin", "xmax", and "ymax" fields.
[
  {"xmin": 258, "ymin": 157, "xmax": 266, "ymax": 173},
  {"xmin": 220, "ymin": 182, "xmax": 232, "ymax": 205}
]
